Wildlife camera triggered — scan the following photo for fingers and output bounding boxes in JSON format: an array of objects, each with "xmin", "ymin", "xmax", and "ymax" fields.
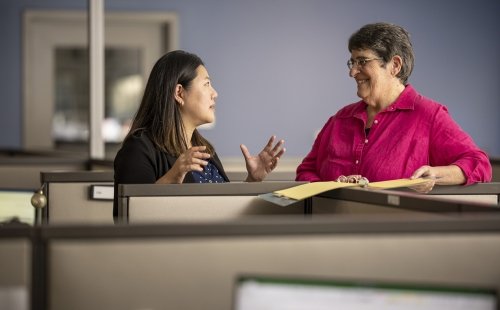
[
  {"xmin": 270, "ymin": 154, "xmax": 280, "ymax": 170},
  {"xmin": 190, "ymin": 145, "xmax": 209, "ymax": 156},
  {"xmin": 264, "ymin": 135, "xmax": 284, "ymax": 152},
  {"xmin": 411, "ymin": 165, "xmax": 432, "ymax": 179},
  {"xmin": 263, "ymin": 135, "xmax": 285, "ymax": 156},
  {"xmin": 240, "ymin": 144, "xmax": 251, "ymax": 161},
  {"xmin": 271, "ymin": 147, "xmax": 286, "ymax": 167},
  {"xmin": 271, "ymin": 138, "xmax": 285, "ymax": 154},
  {"xmin": 179, "ymin": 146, "xmax": 210, "ymax": 172},
  {"xmin": 410, "ymin": 165, "xmax": 438, "ymax": 194},
  {"xmin": 264, "ymin": 137, "xmax": 285, "ymax": 169},
  {"xmin": 264, "ymin": 135, "xmax": 276, "ymax": 149},
  {"xmin": 409, "ymin": 179, "xmax": 435, "ymax": 194},
  {"xmin": 241, "ymin": 136, "xmax": 286, "ymax": 175}
]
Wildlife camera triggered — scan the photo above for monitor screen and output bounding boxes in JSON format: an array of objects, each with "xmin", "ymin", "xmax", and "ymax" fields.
[
  {"xmin": 234, "ymin": 276, "xmax": 497, "ymax": 310},
  {"xmin": 0, "ymin": 189, "xmax": 36, "ymax": 225}
]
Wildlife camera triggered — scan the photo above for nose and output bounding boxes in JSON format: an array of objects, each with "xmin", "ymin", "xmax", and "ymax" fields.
[
  {"xmin": 349, "ymin": 66, "xmax": 360, "ymax": 78},
  {"xmin": 212, "ymin": 87, "xmax": 218, "ymax": 100}
]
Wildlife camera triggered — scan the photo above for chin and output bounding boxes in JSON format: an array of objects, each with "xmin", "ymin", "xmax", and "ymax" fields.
[
  {"xmin": 197, "ymin": 119, "xmax": 215, "ymax": 129},
  {"xmin": 356, "ymin": 90, "xmax": 364, "ymax": 99},
  {"xmin": 357, "ymin": 90, "xmax": 370, "ymax": 101}
]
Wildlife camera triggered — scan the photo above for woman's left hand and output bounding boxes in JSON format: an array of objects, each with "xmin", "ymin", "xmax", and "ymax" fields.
[
  {"xmin": 240, "ymin": 135, "xmax": 286, "ymax": 182},
  {"xmin": 409, "ymin": 164, "xmax": 466, "ymax": 193}
]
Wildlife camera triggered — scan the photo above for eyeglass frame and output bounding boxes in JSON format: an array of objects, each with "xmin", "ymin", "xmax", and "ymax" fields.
[{"xmin": 347, "ymin": 57, "xmax": 383, "ymax": 70}]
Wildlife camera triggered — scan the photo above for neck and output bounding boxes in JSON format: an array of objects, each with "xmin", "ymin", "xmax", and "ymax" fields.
[
  {"xmin": 183, "ymin": 123, "xmax": 195, "ymax": 149},
  {"xmin": 369, "ymin": 83, "xmax": 405, "ymax": 113}
]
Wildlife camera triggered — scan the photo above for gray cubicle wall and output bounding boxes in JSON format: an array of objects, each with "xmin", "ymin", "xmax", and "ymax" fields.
[
  {"xmin": 0, "ymin": 227, "xmax": 33, "ymax": 310},
  {"xmin": 40, "ymin": 215, "xmax": 500, "ymax": 310},
  {"xmin": 118, "ymin": 182, "xmax": 500, "ymax": 224},
  {"xmin": 426, "ymin": 182, "xmax": 500, "ymax": 205},
  {"xmin": 0, "ymin": 157, "xmax": 87, "ymax": 191},
  {"xmin": 40, "ymin": 171, "xmax": 114, "ymax": 225},
  {"xmin": 312, "ymin": 183, "xmax": 500, "ymax": 215},
  {"xmin": 117, "ymin": 182, "xmax": 306, "ymax": 223},
  {"xmin": 0, "ymin": 152, "xmax": 88, "ymax": 190}
]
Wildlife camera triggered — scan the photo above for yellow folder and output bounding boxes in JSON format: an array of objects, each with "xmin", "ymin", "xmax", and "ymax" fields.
[{"xmin": 273, "ymin": 178, "xmax": 429, "ymax": 201}]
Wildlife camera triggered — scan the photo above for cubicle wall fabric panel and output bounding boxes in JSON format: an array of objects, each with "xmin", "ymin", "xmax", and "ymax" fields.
[
  {"xmin": 128, "ymin": 196, "xmax": 304, "ymax": 223},
  {"xmin": 47, "ymin": 233, "xmax": 500, "ymax": 310}
]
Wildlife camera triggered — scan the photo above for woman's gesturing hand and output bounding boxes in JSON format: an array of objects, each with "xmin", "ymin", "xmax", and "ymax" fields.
[
  {"xmin": 157, "ymin": 146, "xmax": 210, "ymax": 184},
  {"xmin": 241, "ymin": 135, "xmax": 286, "ymax": 182}
]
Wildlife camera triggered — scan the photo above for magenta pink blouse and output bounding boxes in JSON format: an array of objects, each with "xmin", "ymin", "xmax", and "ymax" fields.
[{"xmin": 296, "ymin": 85, "xmax": 492, "ymax": 185}]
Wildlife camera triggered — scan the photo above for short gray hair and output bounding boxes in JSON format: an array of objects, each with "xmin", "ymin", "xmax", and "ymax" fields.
[{"xmin": 348, "ymin": 22, "xmax": 414, "ymax": 85}]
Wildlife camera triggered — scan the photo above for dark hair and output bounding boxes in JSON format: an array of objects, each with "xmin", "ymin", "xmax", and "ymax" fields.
[
  {"xmin": 348, "ymin": 22, "xmax": 414, "ymax": 85},
  {"xmin": 126, "ymin": 50, "xmax": 215, "ymax": 156}
]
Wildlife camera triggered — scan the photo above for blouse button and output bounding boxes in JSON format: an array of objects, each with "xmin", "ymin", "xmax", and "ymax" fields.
[
  {"xmin": 355, "ymin": 160, "xmax": 359, "ymax": 164},
  {"xmin": 364, "ymin": 139, "xmax": 368, "ymax": 144},
  {"xmin": 374, "ymin": 120, "xmax": 378, "ymax": 124}
]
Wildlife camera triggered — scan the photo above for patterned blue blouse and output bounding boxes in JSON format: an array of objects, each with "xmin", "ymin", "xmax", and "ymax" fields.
[{"xmin": 191, "ymin": 161, "xmax": 226, "ymax": 183}]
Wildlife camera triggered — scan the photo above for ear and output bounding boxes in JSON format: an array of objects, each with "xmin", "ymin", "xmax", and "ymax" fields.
[
  {"xmin": 391, "ymin": 55, "xmax": 403, "ymax": 76},
  {"xmin": 174, "ymin": 84, "xmax": 184, "ymax": 106}
]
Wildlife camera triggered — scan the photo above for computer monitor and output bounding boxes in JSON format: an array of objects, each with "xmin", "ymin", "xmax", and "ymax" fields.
[
  {"xmin": 234, "ymin": 276, "xmax": 497, "ymax": 310},
  {"xmin": 0, "ymin": 189, "xmax": 35, "ymax": 225}
]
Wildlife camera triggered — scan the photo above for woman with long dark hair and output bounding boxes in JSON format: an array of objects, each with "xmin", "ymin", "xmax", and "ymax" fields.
[{"xmin": 114, "ymin": 50, "xmax": 285, "ymax": 217}]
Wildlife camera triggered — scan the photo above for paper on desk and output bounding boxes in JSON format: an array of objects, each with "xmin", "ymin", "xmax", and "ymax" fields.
[
  {"xmin": 271, "ymin": 178, "xmax": 429, "ymax": 201},
  {"xmin": 273, "ymin": 182, "xmax": 357, "ymax": 201},
  {"xmin": 367, "ymin": 178, "xmax": 430, "ymax": 189}
]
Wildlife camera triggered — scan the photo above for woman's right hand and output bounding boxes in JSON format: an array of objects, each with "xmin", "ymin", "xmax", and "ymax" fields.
[{"xmin": 156, "ymin": 146, "xmax": 210, "ymax": 184}]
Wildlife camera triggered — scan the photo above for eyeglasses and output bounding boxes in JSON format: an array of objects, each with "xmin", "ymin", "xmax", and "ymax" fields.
[{"xmin": 347, "ymin": 58, "xmax": 383, "ymax": 70}]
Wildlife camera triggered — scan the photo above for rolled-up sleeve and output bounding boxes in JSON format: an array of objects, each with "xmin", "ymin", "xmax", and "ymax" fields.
[{"xmin": 429, "ymin": 106, "xmax": 492, "ymax": 184}]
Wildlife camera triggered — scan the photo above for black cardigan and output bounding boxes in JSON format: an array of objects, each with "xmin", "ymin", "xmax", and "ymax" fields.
[{"xmin": 113, "ymin": 130, "xmax": 229, "ymax": 218}]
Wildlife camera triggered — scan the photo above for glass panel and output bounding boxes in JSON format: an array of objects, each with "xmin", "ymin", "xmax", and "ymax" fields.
[{"xmin": 53, "ymin": 47, "xmax": 142, "ymax": 145}]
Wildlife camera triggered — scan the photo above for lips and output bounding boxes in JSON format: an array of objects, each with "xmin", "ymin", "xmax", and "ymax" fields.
[{"xmin": 356, "ymin": 79, "xmax": 368, "ymax": 85}]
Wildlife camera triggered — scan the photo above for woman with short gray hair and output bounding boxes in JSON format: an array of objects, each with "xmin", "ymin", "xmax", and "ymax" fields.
[{"xmin": 296, "ymin": 22, "xmax": 491, "ymax": 192}]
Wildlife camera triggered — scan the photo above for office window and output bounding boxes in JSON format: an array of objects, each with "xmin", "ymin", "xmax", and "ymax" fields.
[
  {"xmin": 23, "ymin": 10, "xmax": 178, "ymax": 156},
  {"xmin": 54, "ymin": 47, "xmax": 142, "ymax": 143}
]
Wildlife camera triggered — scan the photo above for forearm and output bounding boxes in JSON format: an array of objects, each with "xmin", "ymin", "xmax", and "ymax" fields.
[
  {"xmin": 430, "ymin": 165, "xmax": 466, "ymax": 185},
  {"xmin": 155, "ymin": 168, "xmax": 186, "ymax": 184}
]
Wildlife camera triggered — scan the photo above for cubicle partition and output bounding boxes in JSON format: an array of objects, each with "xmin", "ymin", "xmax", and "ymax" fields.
[
  {"xmin": 117, "ymin": 182, "xmax": 307, "ymax": 223},
  {"xmin": 35, "ymin": 214, "xmax": 500, "ymax": 310},
  {"xmin": 0, "ymin": 226, "xmax": 34, "ymax": 310},
  {"xmin": 312, "ymin": 183, "xmax": 500, "ymax": 216},
  {"xmin": 427, "ymin": 182, "xmax": 500, "ymax": 205},
  {"xmin": 40, "ymin": 171, "xmax": 114, "ymax": 225},
  {"xmin": 0, "ymin": 150, "xmax": 89, "ymax": 190},
  {"xmin": 116, "ymin": 181, "xmax": 500, "ymax": 224}
]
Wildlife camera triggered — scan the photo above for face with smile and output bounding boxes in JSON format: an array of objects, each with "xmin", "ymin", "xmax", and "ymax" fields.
[
  {"xmin": 176, "ymin": 65, "xmax": 218, "ymax": 130},
  {"xmin": 349, "ymin": 49, "xmax": 400, "ymax": 108}
]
